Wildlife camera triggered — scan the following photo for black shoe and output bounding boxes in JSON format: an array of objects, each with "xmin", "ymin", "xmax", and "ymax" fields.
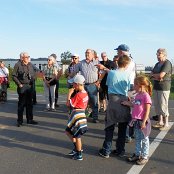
[
  {"xmin": 17, "ymin": 121, "xmax": 23, "ymax": 127},
  {"xmin": 55, "ymin": 104, "xmax": 59, "ymax": 107},
  {"xmin": 93, "ymin": 119, "xmax": 99, "ymax": 123},
  {"xmin": 127, "ymin": 153, "xmax": 140, "ymax": 162},
  {"xmin": 112, "ymin": 150, "xmax": 125, "ymax": 157},
  {"xmin": 152, "ymin": 115, "xmax": 159, "ymax": 121},
  {"xmin": 27, "ymin": 120, "xmax": 38, "ymax": 125}
]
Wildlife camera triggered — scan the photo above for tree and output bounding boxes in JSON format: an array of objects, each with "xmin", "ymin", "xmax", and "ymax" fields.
[{"xmin": 60, "ymin": 51, "xmax": 72, "ymax": 65}]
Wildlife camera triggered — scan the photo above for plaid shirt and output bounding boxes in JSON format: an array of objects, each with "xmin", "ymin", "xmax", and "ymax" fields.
[{"xmin": 43, "ymin": 65, "xmax": 57, "ymax": 78}]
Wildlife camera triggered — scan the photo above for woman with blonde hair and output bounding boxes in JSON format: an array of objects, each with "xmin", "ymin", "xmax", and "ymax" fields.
[{"xmin": 42, "ymin": 56, "xmax": 58, "ymax": 111}]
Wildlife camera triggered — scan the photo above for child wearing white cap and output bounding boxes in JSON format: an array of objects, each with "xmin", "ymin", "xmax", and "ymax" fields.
[{"xmin": 65, "ymin": 74, "xmax": 89, "ymax": 161}]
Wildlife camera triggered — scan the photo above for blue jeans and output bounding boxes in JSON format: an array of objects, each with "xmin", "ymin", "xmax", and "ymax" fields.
[
  {"xmin": 85, "ymin": 84, "xmax": 98, "ymax": 120},
  {"xmin": 134, "ymin": 121, "xmax": 149, "ymax": 159},
  {"xmin": 102, "ymin": 122, "xmax": 128, "ymax": 155}
]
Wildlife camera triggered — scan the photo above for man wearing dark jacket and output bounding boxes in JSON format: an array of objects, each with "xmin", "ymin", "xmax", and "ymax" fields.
[{"xmin": 12, "ymin": 52, "xmax": 38, "ymax": 127}]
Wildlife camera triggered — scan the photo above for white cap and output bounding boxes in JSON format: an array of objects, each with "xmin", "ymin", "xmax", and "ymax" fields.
[
  {"xmin": 68, "ymin": 74, "xmax": 85, "ymax": 85},
  {"xmin": 71, "ymin": 53, "xmax": 79, "ymax": 57}
]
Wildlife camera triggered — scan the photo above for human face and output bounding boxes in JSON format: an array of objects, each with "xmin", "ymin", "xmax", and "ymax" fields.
[
  {"xmin": 117, "ymin": 49, "xmax": 123, "ymax": 57},
  {"xmin": 156, "ymin": 51, "xmax": 166, "ymax": 62},
  {"xmin": 85, "ymin": 49, "xmax": 93, "ymax": 61},
  {"xmin": 48, "ymin": 58, "xmax": 53, "ymax": 65},
  {"xmin": 22, "ymin": 54, "xmax": 30, "ymax": 64},
  {"xmin": 71, "ymin": 56, "xmax": 79, "ymax": 63},
  {"xmin": 101, "ymin": 54, "xmax": 108, "ymax": 61},
  {"xmin": 73, "ymin": 82, "xmax": 80, "ymax": 91}
]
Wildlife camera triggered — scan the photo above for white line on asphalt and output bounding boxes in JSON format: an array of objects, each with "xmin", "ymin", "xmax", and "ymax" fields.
[{"xmin": 127, "ymin": 121, "xmax": 174, "ymax": 174}]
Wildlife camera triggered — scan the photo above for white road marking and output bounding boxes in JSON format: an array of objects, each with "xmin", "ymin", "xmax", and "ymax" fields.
[{"xmin": 127, "ymin": 122, "xmax": 174, "ymax": 174}]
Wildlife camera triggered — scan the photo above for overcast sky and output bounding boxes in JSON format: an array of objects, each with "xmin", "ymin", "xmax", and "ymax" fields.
[{"xmin": 1, "ymin": 0, "xmax": 174, "ymax": 66}]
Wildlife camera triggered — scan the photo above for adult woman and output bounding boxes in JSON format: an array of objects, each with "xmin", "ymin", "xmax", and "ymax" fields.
[
  {"xmin": 151, "ymin": 48, "xmax": 172, "ymax": 130},
  {"xmin": 42, "ymin": 56, "xmax": 58, "ymax": 111},
  {"xmin": 0, "ymin": 61, "xmax": 9, "ymax": 102}
]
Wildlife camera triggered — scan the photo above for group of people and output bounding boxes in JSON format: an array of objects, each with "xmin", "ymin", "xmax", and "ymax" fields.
[
  {"xmin": 6, "ymin": 44, "xmax": 172, "ymax": 163},
  {"xmin": 64, "ymin": 45, "xmax": 172, "ymax": 163}
]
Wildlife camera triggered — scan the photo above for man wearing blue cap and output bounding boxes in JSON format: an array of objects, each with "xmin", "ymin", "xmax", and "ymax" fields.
[
  {"xmin": 114, "ymin": 44, "xmax": 136, "ymax": 89},
  {"xmin": 115, "ymin": 44, "xmax": 136, "ymax": 143}
]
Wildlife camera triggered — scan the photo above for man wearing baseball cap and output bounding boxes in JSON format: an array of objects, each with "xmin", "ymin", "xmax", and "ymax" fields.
[{"xmin": 114, "ymin": 44, "xmax": 136, "ymax": 90}]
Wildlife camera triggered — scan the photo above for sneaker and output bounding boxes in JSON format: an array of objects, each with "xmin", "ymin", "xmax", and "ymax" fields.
[
  {"xmin": 111, "ymin": 150, "xmax": 125, "ymax": 157},
  {"xmin": 68, "ymin": 149, "xmax": 77, "ymax": 156},
  {"xmin": 152, "ymin": 122, "xmax": 164, "ymax": 128},
  {"xmin": 111, "ymin": 149, "xmax": 121, "ymax": 155},
  {"xmin": 136, "ymin": 158, "xmax": 148, "ymax": 165},
  {"xmin": 98, "ymin": 149, "xmax": 109, "ymax": 158},
  {"xmin": 72, "ymin": 153, "xmax": 83, "ymax": 161},
  {"xmin": 44, "ymin": 108, "xmax": 50, "ymax": 111},
  {"xmin": 117, "ymin": 151, "xmax": 126, "ymax": 158},
  {"xmin": 51, "ymin": 108, "xmax": 56, "ymax": 112},
  {"xmin": 159, "ymin": 126, "xmax": 169, "ymax": 131},
  {"xmin": 127, "ymin": 154, "xmax": 140, "ymax": 162}
]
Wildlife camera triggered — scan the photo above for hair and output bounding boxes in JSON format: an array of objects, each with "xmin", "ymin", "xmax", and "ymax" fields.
[
  {"xmin": 48, "ymin": 55, "xmax": 56, "ymax": 64},
  {"xmin": 157, "ymin": 48, "xmax": 167, "ymax": 57},
  {"xmin": 134, "ymin": 75, "xmax": 153, "ymax": 96},
  {"xmin": 20, "ymin": 52, "xmax": 28, "ymax": 60},
  {"xmin": 50, "ymin": 53, "xmax": 57, "ymax": 59},
  {"xmin": 117, "ymin": 55, "xmax": 130, "ymax": 68}
]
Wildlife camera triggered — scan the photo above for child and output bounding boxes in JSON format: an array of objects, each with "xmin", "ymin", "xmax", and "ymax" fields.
[
  {"xmin": 65, "ymin": 74, "xmax": 89, "ymax": 161},
  {"xmin": 122, "ymin": 75, "xmax": 152, "ymax": 165},
  {"xmin": 97, "ymin": 55, "xmax": 131, "ymax": 158}
]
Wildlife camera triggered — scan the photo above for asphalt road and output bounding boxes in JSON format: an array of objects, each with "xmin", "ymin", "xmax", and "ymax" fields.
[{"xmin": 0, "ymin": 92, "xmax": 173, "ymax": 174}]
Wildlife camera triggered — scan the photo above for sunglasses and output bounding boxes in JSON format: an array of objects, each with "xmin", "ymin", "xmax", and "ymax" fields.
[{"xmin": 72, "ymin": 57, "xmax": 78, "ymax": 60}]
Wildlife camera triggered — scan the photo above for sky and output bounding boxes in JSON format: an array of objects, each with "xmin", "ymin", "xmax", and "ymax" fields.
[{"xmin": 0, "ymin": 0, "xmax": 174, "ymax": 66}]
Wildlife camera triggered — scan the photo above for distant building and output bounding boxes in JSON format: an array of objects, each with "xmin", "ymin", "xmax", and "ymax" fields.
[
  {"xmin": 136, "ymin": 64, "xmax": 145, "ymax": 74},
  {"xmin": 1, "ymin": 58, "xmax": 63, "ymax": 72}
]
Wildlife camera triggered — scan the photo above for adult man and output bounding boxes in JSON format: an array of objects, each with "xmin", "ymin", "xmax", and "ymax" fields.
[
  {"xmin": 99, "ymin": 52, "xmax": 115, "ymax": 111},
  {"xmin": 75, "ymin": 49, "xmax": 100, "ymax": 123},
  {"xmin": 114, "ymin": 44, "xmax": 136, "ymax": 89},
  {"xmin": 151, "ymin": 48, "xmax": 172, "ymax": 131},
  {"xmin": 12, "ymin": 52, "xmax": 38, "ymax": 127},
  {"xmin": 66, "ymin": 53, "xmax": 80, "ymax": 89}
]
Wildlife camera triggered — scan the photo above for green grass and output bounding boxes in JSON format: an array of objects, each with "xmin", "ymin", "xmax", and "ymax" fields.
[
  {"xmin": 8, "ymin": 76, "xmax": 68, "ymax": 94},
  {"xmin": 8, "ymin": 75, "xmax": 174, "ymax": 99}
]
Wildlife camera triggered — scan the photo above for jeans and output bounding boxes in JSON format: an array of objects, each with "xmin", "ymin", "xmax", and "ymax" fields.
[
  {"xmin": 43, "ymin": 82, "xmax": 56, "ymax": 109},
  {"xmin": 102, "ymin": 122, "xmax": 128, "ymax": 155},
  {"xmin": 85, "ymin": 84, "xmax": 98, "ymax": 120},
  {"xmin": 134, "ymin": 121, "xmax": 149, "ymax": 158}
]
